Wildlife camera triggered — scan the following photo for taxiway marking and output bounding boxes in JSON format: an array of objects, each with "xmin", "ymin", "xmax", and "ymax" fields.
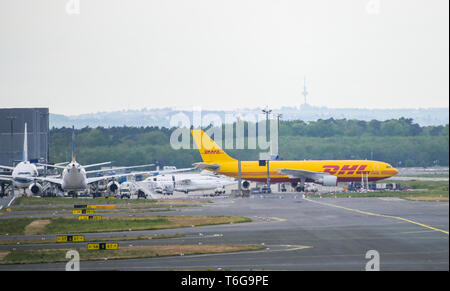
[{"xmin": 303, "ymin": 198, "xmax": 449, "ymax": 235}]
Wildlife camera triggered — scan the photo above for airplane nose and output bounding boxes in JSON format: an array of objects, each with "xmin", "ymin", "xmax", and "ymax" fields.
[{"xmin": 393, "ymin": 168, "xmax": 399, "ymax": 175}]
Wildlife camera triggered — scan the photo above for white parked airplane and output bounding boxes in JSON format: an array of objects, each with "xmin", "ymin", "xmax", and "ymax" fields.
[
  {"xmin": 0, "ymin": 123, "xmax": 40, "ymax": 193},
  {"xmin": 20, "ymin": 127, "xmax": 158, "ymax": 196},
  {"xmin": 17, "ymin": 127, "xmax": 194, "ymax": 196},
  {"xmin": 30, "ymin": 158, "xmax": 157, "ymax": 196},
  {"xmin": 146, "ymin": 170, "xmax": 237, "ymax": 194}
]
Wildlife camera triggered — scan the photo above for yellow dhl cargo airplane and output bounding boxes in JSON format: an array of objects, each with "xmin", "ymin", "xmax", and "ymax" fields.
[{"xmin": 191, "ymin": 130, "xmax": 398, "ymax": 189}]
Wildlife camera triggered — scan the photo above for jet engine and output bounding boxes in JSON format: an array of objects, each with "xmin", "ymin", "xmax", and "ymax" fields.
[
  {"xmin": 107, "ymin": 181, "xmax": 120, "ymax": 193},
  {"xmin": 29, "ymin": 183, "xmax": 43, "ymax": 195},
  {"xmin": 291, "ymin": 182, "xmax": 298, "ymax": 188},
  {"xmin": 315, "ymin": 175, "xmax": 338, "ymax": 186}
]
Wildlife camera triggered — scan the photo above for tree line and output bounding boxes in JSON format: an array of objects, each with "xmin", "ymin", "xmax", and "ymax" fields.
[{"xmin": 49, "ymin": 118, "xmax": 449, "ymax": 168}]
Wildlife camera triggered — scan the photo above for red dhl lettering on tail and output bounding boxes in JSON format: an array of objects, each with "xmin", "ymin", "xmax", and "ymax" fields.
[
  {"xmin": 203, "ymin": 150, "xmax": 222, "ymax": 154},
  {"xmin": 323, "ymin": 165, "xmax": 368, "ymax": 175}
]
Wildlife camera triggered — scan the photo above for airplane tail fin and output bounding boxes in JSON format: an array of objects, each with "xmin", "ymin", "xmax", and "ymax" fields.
[
  {"xmin": 71, "ymin": 125, "xmax": 76, "ymax": 162},
  {"xmin": 22, "ymin": 123, "xmax": 28, "ymax": 162},
  {"xmin": 191, "ymin": 130, "xmax": 236, "ymax": 163}
]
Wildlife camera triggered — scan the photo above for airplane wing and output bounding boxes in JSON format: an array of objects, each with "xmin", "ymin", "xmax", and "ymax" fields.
[
  {"xmin": 275, "ymin": 168, "xmax": 330, "ymax": 180},
  {"xmin": 8, "ymin": 175, "xmax": 63, "ymax": 185},
  {"xmin": 36, "ymin": 163, "xmax": 67, "ymax": 169},
  {"xmin": 87, "ymin": 176, "xmax": 118, "ymax": 184},
  {"xmin": 83, "ymin": 162, "xmax": 112, "ymax": 169},
  {"xmin": 86, "ymin": 164, "xmax": 155, "ymax": 174},
  {"xmin": 155, "ymin": 167, "xmax": 195, "ymax": 175},
  {"xmin": 39, "ymin": 177, "xmax": 63, "ymax": 185},
  {"xmin": 86, "ymin": 170, "xmax": 161, "ymax": 184},
  {"xmin": 193, "ymin": 163, "xmax": 221, "ymax": 171},
  {"xmin": 55, "ymin": 161, "xmax": 70, "ymax": 166},
  {"xmin": 38, "ymin": 162, "xmax": 114, "ymax": 169},
  {"xmin": 86, "ymin": 168, "xmax": 195, "ymax": 184},
  {"xmin": 0, "ymin": 175, "xmax": 13, "ymax": 182},
  {"xmin": 0, "ymin": 165, "xmax": 14, "ymax": 171}
]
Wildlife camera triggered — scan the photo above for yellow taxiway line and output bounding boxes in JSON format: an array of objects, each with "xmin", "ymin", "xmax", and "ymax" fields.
[{"xmin": 303, "ymin": 198, "xmax": 449, "ymax": 235}]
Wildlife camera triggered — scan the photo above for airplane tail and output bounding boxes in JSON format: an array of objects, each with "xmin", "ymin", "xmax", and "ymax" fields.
[
  {"xmin": 22, "ymin": 123, "xmax": 28, "ymax": 162},
  {"xmin": 191, "ymin": 130, "xmax": 236, "ymax": 163},
  {"xmin": 71, "ymin": 125, "xmax": 76, "ymax": 162}
]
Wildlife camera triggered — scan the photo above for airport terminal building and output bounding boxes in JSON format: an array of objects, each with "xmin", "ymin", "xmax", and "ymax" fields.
[{"xmin": 0, "ymin": 108, "xmax": 49, "ymax": 166}]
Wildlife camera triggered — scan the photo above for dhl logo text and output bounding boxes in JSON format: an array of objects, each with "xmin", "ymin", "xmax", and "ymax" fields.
[{"xmin": 323, "ymin": 165, "xmax": 368, "ymax": 175}]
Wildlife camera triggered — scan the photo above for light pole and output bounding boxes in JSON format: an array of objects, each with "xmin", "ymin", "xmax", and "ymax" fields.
[
  {"xmin": 276, "ymin": 113, "xmax": 282, "ymax": 159},
  {"xmin": 262, "ymin": 107, "xmax": 272, "ymax": 144},
  {"xmin": 262, "ymin": 107, "xmax": 272, "ymax": 192},
  {"xmin": 275, "ymin": 113, "xmax": 282, "ymax": 192}
]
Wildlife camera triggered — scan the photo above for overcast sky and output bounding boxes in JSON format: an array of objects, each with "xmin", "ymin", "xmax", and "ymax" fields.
[{"xmin": 0, "ymin": 0, "xmax": 448, "ymax": 115}]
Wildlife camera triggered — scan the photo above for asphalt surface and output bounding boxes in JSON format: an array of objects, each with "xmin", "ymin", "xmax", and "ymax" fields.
[
  {"xmin": 0, "ymin": 194, "xmax": 16, "ymax": 211},
  {"xmin": 0, "ymin": 193, "xmax": 448, "ymax": 271},
  {"xmin": 387, "ymin": 176, "xmax": 449, "ymax": 182}
]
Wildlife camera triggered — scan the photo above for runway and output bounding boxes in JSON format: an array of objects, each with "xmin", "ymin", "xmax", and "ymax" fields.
[{"xmin": 0, "ymin": 194, "xmax": 448, "ymax": 271}]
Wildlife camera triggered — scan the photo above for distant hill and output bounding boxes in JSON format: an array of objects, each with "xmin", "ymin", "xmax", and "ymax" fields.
[{"xmin": 49, "ymin": 105, "xmax": 449, "ymax": 128}]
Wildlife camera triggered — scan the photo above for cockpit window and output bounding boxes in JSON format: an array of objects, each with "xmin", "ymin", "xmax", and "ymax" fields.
[{"xmin": 386, "ymin": 165, "xmax": 392, "ymax": 168}]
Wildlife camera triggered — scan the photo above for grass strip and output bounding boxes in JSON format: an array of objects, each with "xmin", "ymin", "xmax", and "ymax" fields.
[
  {"xmin": 14, "ymin": 197, "xmax": 158, "ymax": 206},
  {"xmin": 2, "ymin": 209, "xmax": 176, "ymax": 217},
  {"xmin": 397, "ymin": 174, "xmax": 449, "ymax": 178},
  {"xmin": 14, "ymin": 197, "xmax": 211, "ymax": 207},
  {"xmin": 44, "ymin": 216, "xmax": 251, "ymax": 234},
  {"xmin": 308, "ymin": 191, "xmax": 448, "ymax": 201},
  {"xmin": 0, "ymin": 233, "xmax": 185, "ymax": 246},
  {"xmin": 0, "ymin": 244, "xmax": 265, "ymax": 265},
  {"xmin": 8, "ymin": 204, "xmax": 200, "ymax": 213},
  {"xmin": 0, "ymin": 216, "xmax": 251, "ymax": 235},
  {"xmin": 310, "ymin": 180, "xmax": 449, "ymax": 201},
  {"xmin": 0, "ymin": 218, "xmax": 36, "ymax": 235}
]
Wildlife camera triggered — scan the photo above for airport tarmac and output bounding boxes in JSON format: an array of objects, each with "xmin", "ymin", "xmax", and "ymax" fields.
[
  {"xmin": 0, "ymin": 194, "xmax": 16, "ymax": 211},
  {"xmin": 0, "ymin": 193, "xmax": 448, "ymax": 271},
  {"xmin": 386, "ymin": 176, "xmax": 449, "ymax": 182}
]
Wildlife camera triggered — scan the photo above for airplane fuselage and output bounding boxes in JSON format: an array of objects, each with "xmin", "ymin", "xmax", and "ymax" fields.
[
  {"xmin": 207, "ymin": 160, "xmax": 398, "ymax": 183},
  {"xmin": 11, "ymin": 162, "xmax": 38, "ymax": 188},
  {"xmin": 191, "ymin": 129, "xmax": 399, "ymax": 186},
  {"xmin": 61, "ymin": 162, "xmax": 88, "ymax": 191},
  {"xmin": 174, "ymin": 178, "xmax": 235, "ymax": 193},
  {"xmin": 148, "ymin": 173, "xmax": 236, "ymax": 193},
  {"xmin": 0, "ymin": 123, "xmax": 39, "ymax": 190}
]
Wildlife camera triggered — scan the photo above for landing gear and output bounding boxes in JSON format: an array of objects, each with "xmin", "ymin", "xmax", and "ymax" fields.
[
  {"xmin": 292, "ymin": 179, "xmax": 305, "ymax": 192},
  {"xmin": 295, "ymin": 186, "xmax": 305, "ymax": 192},
  {"xmin": 0, "ymin": 183, "xmax": 7, "ymax": 197},
  {"xmin": 261, "ymin": 185, "xmax": 271, "ymax": 193},
  {"xmin": 68, "ymin": 191, "xmax": 78, "ymax": 198},
  {"xmin": 137, "ymin": 190, "xmax": 146, "ymax": 199}
]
